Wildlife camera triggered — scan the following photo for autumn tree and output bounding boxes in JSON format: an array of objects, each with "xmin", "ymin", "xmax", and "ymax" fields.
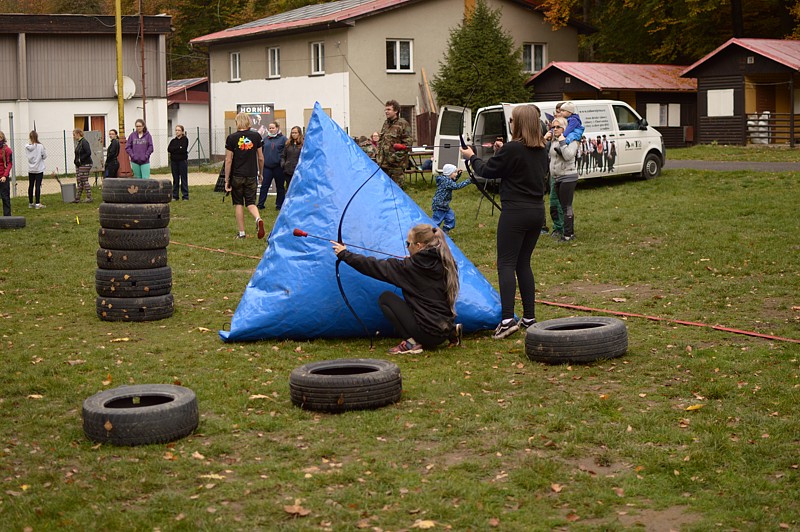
[{"xmin": 431, "ymin": 0, "xmax": 532, "ymax": 110}]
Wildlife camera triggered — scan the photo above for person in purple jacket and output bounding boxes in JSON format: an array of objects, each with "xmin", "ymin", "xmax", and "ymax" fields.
[{"xmin": 125, "ymin": 119, "xmax": 154, "ymax": 178}]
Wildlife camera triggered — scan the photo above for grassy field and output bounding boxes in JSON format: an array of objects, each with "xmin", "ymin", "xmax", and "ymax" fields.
[
  {"xmin": 668, "ymin": 143, "xmax": 800, "ymax": 162},
  {"xmin": 0, "ymin": 162, "xmax": 798, "ymax": 530}
]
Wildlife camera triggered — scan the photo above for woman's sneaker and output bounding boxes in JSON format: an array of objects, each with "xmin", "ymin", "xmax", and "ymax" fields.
[
  {"xmin": 492, "ymin": 319, "xmax": 519, "ymax": 339},
  {"xmin": 388, "ymin": 339, "xmax": 423, "ymax": 354},
  {"xmin": 518, "ymin": 317, "xmax": 537, "ymax": 329}
]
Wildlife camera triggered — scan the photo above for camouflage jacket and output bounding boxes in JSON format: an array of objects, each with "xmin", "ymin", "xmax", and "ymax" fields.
[
  {"xmin": 358, "ymin": 138, "xmax": 377, "ymax": 161},
  {"xmin": 377, "ymin": 116, "xmax": 412, "ymax": 168}
]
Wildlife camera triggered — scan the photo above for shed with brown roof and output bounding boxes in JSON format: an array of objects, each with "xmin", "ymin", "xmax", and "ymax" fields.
[
  {"xmin": 525, "ymin": 62, "xmax": 697, "ymax": 148},
  {"xmin": 680, "ymin": 38, "xmax": 800, "ymax": 146}
]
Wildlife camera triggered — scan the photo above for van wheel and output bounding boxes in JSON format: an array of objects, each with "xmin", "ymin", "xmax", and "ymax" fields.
[
  {"xmin": 82, "ymin": 384, "xmax": 198, "ymax": 446},
  {"xmin": 641, "ymin": 153, "xmax": 661, "ymax": 180}
]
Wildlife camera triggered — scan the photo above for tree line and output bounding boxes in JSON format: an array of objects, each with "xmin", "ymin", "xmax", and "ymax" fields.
[{"xmin": 2, "ymin": 0, "xmax": 798, "ymax": 79}]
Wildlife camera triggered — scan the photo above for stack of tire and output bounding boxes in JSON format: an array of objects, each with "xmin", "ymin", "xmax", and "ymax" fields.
[{"xmin": 96, "ymin": 179, "xmax": 173, "ymax": 322}]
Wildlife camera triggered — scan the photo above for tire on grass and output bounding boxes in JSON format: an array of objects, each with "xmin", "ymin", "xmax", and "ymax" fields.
[
  {"xmin": 98, "ymin": 227, "xmax": 169, "ymax": 250},
  {"xmin": 525, "ymin": 316, "xmax": 628, "ymax": 365},
  {"xmin": 289, "ymin": 358, "xmax": 402, "ymax": 413},
  {"xmin": 0, "ymin": 216, "xmax": 26, "ymax": 229},
  {"xmin": 96, "ymin": 247, "xmax": 168, "ymax": 269},
  {"xmin": 82, "ymin": 384, "xmax": 198, "ymax": 446},
  {"xmin": 99, "ymin": 203, "xmax": 170, "ymax": 229},
  {"xmin": 102, "ymin": 178, "xmax": 171, "ymax": 204},
  {"xmin": 96, "ymin": 293, "xmax": 174, "ymax": 322},
  {"xmin": 95, "ymin": 267, "xmax": 172, "ymax": 297}
]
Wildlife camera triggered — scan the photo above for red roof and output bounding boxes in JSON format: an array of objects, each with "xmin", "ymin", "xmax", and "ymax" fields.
[
  {"xmin": 191, "ymin": 0, "xmax": 417, "ymax": 45},
  {"xmin": 681, "ymin": 38, "xmax": 800, "ymax": 77},
  {"xmin": 526, "ymin": 62, "xmax": 696, "ymax": 92}
]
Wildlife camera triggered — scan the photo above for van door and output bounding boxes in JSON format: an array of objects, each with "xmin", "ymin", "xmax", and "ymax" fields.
[
  {"xmin": 433, "ymin": 106, "xmax": 471, "ymax": 173},
  {"xmin": 611, "ymin": 103, "xmax": 649, "ymax": 175}
]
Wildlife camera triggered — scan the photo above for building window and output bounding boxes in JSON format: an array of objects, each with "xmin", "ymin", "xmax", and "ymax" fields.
[
  {"xmin": 707, "ymin": 89, "xmax": 734, "ymax": 117},
  {"xmin": 386, "ymin": 39, "xmax": 413, "ymax": 72},
  {"xmin": 311, "ymin": 42, "xmax": 325, "ymax": 75},
  {"xmin": 268, "ymin": 47, "xmax": 280, "ymax": 78},
  {"xmin": 230, "ymin": 52, "xmax": 241, "ymax": 81},
  {"xmin": 522, "ymin": 43, "xmax": 545, "ymax": 73},
  {"xmin": 646, "ymin": 103, "xmax": 681, "ymax": 127},
  {"xmin": 74, "ymin": 115, "xmax": 107, "ymax": 145}
]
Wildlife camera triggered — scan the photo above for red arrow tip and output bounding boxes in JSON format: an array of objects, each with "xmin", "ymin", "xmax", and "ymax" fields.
[{"xmin": 293, "ymin": 228, "xmax": 307, "ymax": 237}]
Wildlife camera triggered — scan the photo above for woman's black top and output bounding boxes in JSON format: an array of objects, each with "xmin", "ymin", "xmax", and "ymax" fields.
[{"xmin": 468, "ymin": 141, "xmax": 548, "ymax": 208}]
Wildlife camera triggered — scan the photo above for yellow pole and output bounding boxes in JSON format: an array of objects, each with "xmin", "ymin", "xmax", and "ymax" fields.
[{"xmin": 115, "ymin": 0, "xmax": 132, "ymax": 177}]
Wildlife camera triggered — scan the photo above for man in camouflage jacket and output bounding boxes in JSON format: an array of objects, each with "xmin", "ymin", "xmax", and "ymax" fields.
[{"xmin": 377, "ymin": 99, "xmax": 412, "ymax": 187}]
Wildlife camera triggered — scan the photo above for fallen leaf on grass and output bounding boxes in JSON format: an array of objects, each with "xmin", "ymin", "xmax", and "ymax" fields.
[
  {"xmin": 566, "ymin": 513, "xmax": 580, "ymax": 522},
  {"xmin": 191, "ymin": 451, "xmax": 205, "ymax": 460},
  {"xmin": 488, "ymin": 517, "xmax": 500, "ymax": 527},
  {"xmin": 199, "ymin": 474, "xmax": 226, "ymax": 480},
  {"xmin": 197, "ymin": 327, "xmax": 211, "ymax": 333},
  {"xmin": 27, "ymin": 394, "xmax": 43, "ymax": 400},
  {"xmin": 685, "ymin": 404, "xmax": 704, "ymax": 411},
  {"xmin": 612, "ymin": 297, "xmax": 626, "ymax": 302},
  {"xmin": 411, "ymin": 520, "xmax": 436, "ymax": 529},
  {"xmin": 612, "ymin": 487, "xmax": 624, "ymax": 497},
  {"xmin": 102, "ymin": 374, "xmax": 112, "ymax": 386},
  {"xmin": 284, "ymin": 500, "xmax": 311, "ymax": 517},
  {"xmin": 163, "ymin": 451, "xmax": 177, "ymax": 461},
  {"xmin": 110, "ymin": 337, "xmax": 130, "ymax": 343},
  {"xmin": 248, "ymin": 394, "xmax": 274, "ymax": 401},
  {"xmin": 66, "ymin": 359, "xmax": 85, "ymax": 366},
  {"xmin": 551, "ymin": 483, "xmax": 563, "ymax": 493},
  {"xmin": 104, "ymin": 421, "xmax": 113, "ymax": 431}
]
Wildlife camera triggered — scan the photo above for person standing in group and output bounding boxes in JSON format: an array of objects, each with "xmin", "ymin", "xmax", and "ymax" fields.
[
  {"xmin": 331, "ymin": 223, "xmax": 462, "ymax": 354},
  {"xmin": 25, "ymin": 130, "xmax": 47, "ymax": 209},
  {"xmin": 73, "ymin": 129, "xmax": 93, "ymax": 203},
  {"xmin": 279, "ymin": 126, "xmax": 303, "ymax": 210},
  {"xmin": 545, "ymin": 117, "xmax": 580, "ymax": 242},
  {"xmin": 377, "ymin": 100, "xmax": 412, "ymax": 188},
  {"xmin": 168, "ymin": 125, "xmax": 189, "ymax": 201},
  {"xmin": 460, "ymin": 105, "xmax": 548, "ymax": 340},
  {"xmin": 0, "ymin": 131, "xmax": 12, "ymax": 216},
  {"xmin": 105, "ymin": 129, "xmax": 120, "ymax": 178},
  {"xmin": 431, "ymin": 164, "xmax": 470, "ymax": 233},
  {"xmin": 125, "ymin": 119, "xmax": 153, "ymax": 179},
  {"xmin": 257, "ymin": 122, "xmax": 286, "ymax": 211},
  {"xmin": 225, "ymin": 112, "xmax": 265, "ymax": 240}
]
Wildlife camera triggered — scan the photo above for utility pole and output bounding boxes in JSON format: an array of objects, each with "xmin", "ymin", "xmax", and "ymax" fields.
[
  {"xmin": 116, "ymin": 0, "xmax": 133, "ymax": 177},
  {"xmin": 140, "ymin": 0, "xmax": 147, "ymax": 124}
]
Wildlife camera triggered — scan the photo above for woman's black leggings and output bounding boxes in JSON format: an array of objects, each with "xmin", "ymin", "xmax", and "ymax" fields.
[
  {"xmin": 28, "ymin": 172, "xmax": 44, "ymax": 204},
  {"xmin": 378, "ymin": 291, "xmax": 447, "ymax": 349},
  {"xmin": 496, "ymin": 203, "xmax": 544, "ymax": 320},
  {"xmin": 555, "ymin": 179, "xmax": 576, "ymax": 218}
]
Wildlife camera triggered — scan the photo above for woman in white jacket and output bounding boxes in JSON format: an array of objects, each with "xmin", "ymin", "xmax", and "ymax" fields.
[
  {"xmin": 544, "ymin": 117, "xmax": 579, "ymax": 242},
  {"xmin": 25, "ymin": 130, "xmax": 47, "ymax": 209}
]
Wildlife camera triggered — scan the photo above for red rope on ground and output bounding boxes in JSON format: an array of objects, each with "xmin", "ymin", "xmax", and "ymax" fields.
[
  {"xmin": 538, "ymin": 299, "xmax": 800, "ymax": 344},
  {"xmin": 169, "ymin": 240, "xmax": 262, "ymax": 260}
]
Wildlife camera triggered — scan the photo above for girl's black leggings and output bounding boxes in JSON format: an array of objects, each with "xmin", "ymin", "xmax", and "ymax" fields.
[
  {"xmin": 496, "ymin": 203, "xmax": 544, "ymax": 320},
  {"xmin": 28, "ymin": 172, "xmax": 44, "ymax": 204},
  {"xmin": 378, "ymin": 291, "xmax": 447, "ymax": 349}
]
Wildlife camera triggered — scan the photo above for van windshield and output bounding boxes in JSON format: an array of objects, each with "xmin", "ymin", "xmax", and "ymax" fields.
[{"xmin": 614, "ymin": 105, "xmax": 640, "ymax": 130}]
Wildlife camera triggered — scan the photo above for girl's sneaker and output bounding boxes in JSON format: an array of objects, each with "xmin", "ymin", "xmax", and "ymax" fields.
[
  {"xmin": 388, "ymin": 339, "xmax": 423, "ymax": 354},
  {"xmin": 447, "ymin": 323, "xmax": 463, "ymax": 347},
  {"xmin": 518, "ymin": 317, "xmax": 537, "ymax": 329},
  {"xmin": 492, "ymin": 319, "xmax": 519, "ymax": 339},
  {"xmin": 35, "ymin": 203, "xmax": 45, "ymax": 209}
]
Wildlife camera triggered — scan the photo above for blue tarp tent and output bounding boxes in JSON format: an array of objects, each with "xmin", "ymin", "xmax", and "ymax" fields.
[{"xmin": 219, "ymin": 103, "xmax": 501, "ymax": 342}]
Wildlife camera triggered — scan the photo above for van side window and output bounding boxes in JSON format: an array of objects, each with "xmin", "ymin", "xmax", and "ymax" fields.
[{"xmin": 614, "ymin": 105, "xmax": 640, "ymax": 131}]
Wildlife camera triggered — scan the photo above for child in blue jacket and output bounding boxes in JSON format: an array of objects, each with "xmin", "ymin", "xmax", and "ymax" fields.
[{"xmin": 431, "ymin": 164, "xmax": 470, "ymax": 233}]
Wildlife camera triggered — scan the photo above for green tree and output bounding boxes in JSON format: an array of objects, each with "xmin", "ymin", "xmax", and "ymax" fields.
[{"xmin": 431, "ymin": 0, "xmax": 532, "ymax": 110}]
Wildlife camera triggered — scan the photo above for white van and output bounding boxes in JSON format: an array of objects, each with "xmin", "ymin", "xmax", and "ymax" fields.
[{"xmin": 433, "ymin": 100, "xmax": 666, "ymax": 181}]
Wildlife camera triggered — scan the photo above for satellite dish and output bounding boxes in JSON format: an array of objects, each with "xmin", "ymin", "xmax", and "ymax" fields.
[{"xmin": 114, "ymin": 76, "xmax": 136, "ymax": 100}]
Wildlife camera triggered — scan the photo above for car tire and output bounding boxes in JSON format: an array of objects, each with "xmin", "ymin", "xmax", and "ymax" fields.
[
  {"xmin": 98, "ymin": 203, "xmax": 170, "ymax": 229},
  {"xmin": 96, "ymin": 293, "xmax": 174, "ymax": 322},
  {"xmin": 95, "ymin": 267, "xmax": 172, "ymax": 297},
  {"xmin": 98, "ymin": 227, "xmax": 169, "ymax": 250},
  {"xmin": 289, "ymin": 358, "xmax": 402, "ymax": 413},
  {"xmin": 96, "ymin": 247, "xmax": 168, "ymax": 270},
  {"xmin": 0, "ymin": 216, "xmax": 26, "ymax": 229},
  {"xmin": 641, "ymin": 153, "xmax": 662, "ymax": 180},
  {"xmin": 525, "ymin": 317, "xmax": 628, "ymax": 365},
  {"xmin": 102, "ymin": 178, "xmax": 172, "ymax": 204},
  {"xmin": 82, "ymin": 384, "xmax": 198, "ymax": 446}
]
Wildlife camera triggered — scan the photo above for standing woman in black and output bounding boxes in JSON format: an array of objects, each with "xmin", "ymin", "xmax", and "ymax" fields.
[
  {"xmin": 278, "ymin": 126, "xmax": 303, "ymax": 209},
  {"xmin": 460, "ymin": 105, "xmax": 548, "ymax": 339},
  {"xmin": 168, "ymin": 125, "xmax": 190, "ymax": 200},
  {"xmin": 105, "ymin": 129, "xmax": 120, "ymax": 178}
]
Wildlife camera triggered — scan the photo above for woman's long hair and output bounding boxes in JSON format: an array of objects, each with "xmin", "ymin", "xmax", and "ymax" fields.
[
  {"xmin": 408, "ymin": 224, "xmax": 460, "ymax": 314},
  {"xmin": 29, "ymin": 130, "xmax": 40, "ymax": 144},
  {"xmin": 511, "ymin": 105, "xmax": 545, "ymax": 148},
  {"xmin": 287, "ymin": 126, "xmax": 304, "ymax": 147}
]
